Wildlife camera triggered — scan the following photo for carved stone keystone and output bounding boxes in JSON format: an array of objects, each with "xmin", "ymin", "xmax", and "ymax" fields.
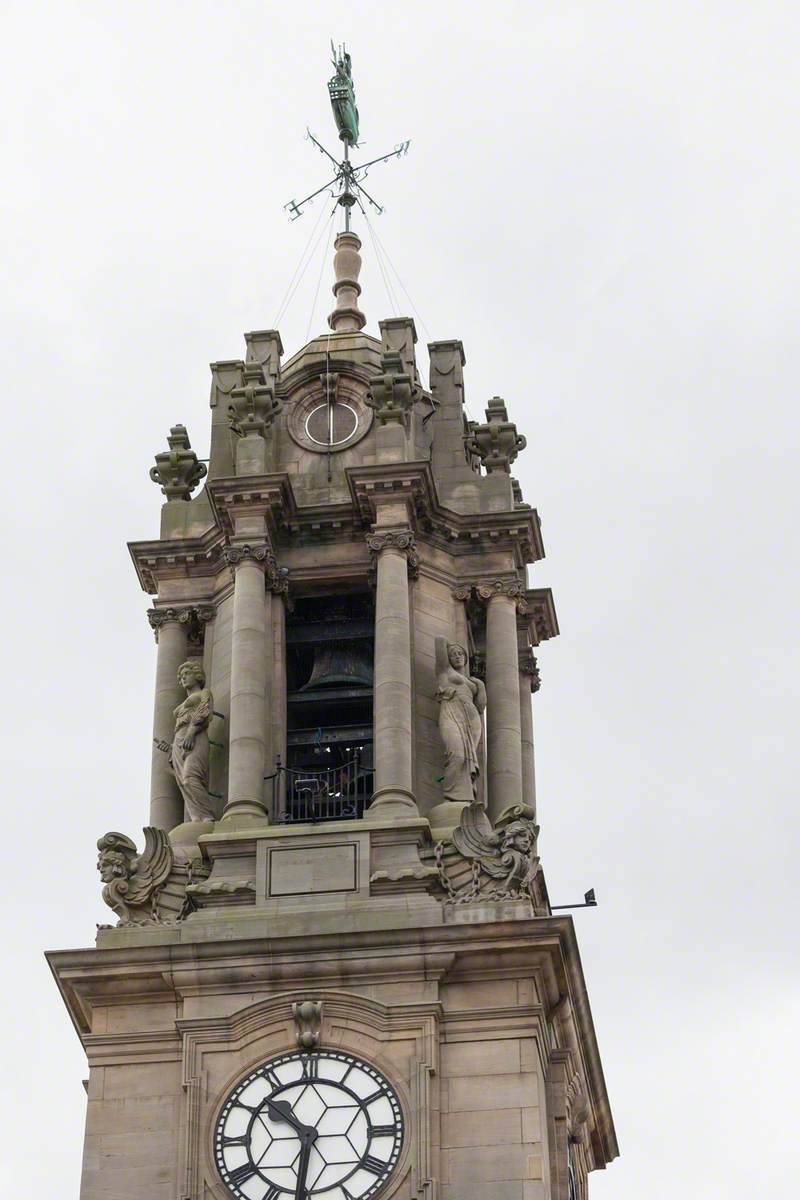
[
  {"xmin": 293, "ymin": 1000, "xmax": 323, "ymax": 1051},
  {"xmin": 149, "ymin": 425, "xmax": 207, "ymax": 500},
  {"xmin": 465, "ymin": 396, "xmax": 527, "ymax": 474}
]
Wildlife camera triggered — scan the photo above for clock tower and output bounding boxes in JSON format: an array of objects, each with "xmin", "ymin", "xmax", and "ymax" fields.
[{"xmin": 47, "ymin": 49, "xmax": 618, "ymax": 1200}]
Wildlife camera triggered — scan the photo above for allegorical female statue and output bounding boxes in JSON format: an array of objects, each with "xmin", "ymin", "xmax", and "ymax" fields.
[
  {"xmin": 435, "ymin": 637, "xmax": 487, "ymax": 803},
  {"xmin": 169, "ymin": 660, "xmax": 215, "ymax": 822}
]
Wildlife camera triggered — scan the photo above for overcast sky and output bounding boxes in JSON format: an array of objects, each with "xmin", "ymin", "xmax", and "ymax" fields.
[{"xmin": 2, "ymin": 2, "xmax": 798, "ymax": 1196}]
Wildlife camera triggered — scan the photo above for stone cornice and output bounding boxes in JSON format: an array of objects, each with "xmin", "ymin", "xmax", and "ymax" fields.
[
  {"xmin": 525, "ymin": 587, "xmax": 560, "ymax": 644},
  {"xmin": 128, "ymin": 525, "xmax": 226, "ymax": 595},
  {"xmin": 46, "ymin": 913, "xmax": 617, "ymax": 1166},
  {"xmin": 207, "ymin": 474, "xmax": 294, "ymax": 541},
  {"xmin": 130, "ymin": 467, "xmax": 546, "ymax": 594},
  {"xmin": 347, "ymin": 462, "xmax": 544, "ymax": 566}
]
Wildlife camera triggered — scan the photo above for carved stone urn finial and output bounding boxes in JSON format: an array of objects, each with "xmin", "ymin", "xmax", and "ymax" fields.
[
  {"xmin": 227, "ymin": 364, "xmax": 282, "ymax": 439},
  {"xmin": 366, "ymin": 350, "xmax": 418, "ymax": 426},
  {"xmin": 465, "ymin": 396, "xmax": 527, "ymax": 474},
  {"xmin": 149, "ymin": 424, "xmax": 207, "ymax": 500}
]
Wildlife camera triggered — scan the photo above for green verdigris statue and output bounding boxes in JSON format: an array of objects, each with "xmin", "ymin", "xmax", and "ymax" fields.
[{"xmin": 328, "ymin": 42, "xmax": 359, "ymax": 144}]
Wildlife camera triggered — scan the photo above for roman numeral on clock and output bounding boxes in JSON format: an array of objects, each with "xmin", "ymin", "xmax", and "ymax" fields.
[
  {"xmin": 264, "ymin": 1187, "xmax": 283, "ymax": 1200},
  {"xmin": 300, "ymin": 1056, "xmax": 319, "ymax": 1078},
  {"xmin": 228, "ymin": 1162, "xmax": 256, "ymax": 1186},
  {"xmin": 369, "ymin": 1124, "xmax": 396, "ymax": 1138},
  {"xmin": 361, "ymin": 1154, "xmax": 387, "ymax": 1175}
]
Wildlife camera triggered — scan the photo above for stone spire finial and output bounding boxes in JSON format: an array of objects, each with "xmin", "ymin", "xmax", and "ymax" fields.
[{"xmin": 328, "ymin": 231, "xmax": 366, "ymax": 332}]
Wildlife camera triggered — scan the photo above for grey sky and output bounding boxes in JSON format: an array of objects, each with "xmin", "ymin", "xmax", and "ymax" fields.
[{"xmin": 2, "ymin": 2, "xmax": 798, "ymax": 1196}]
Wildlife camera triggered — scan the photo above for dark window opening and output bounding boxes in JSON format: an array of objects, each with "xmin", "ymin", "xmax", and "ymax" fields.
[{"xmin": 280, "ymin": 593, "xmax": 374, "ymax": 822}]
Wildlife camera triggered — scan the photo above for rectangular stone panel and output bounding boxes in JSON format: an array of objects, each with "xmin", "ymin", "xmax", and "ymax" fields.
[{"xmin": 268, "ymin": 842, "xmax": 358, "ymax": 896}]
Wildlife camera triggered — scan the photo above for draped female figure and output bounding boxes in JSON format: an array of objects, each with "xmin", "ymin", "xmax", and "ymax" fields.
[
  {"xmin": 169, "ymin": 660, "xmax": 215, "ymax": 823},
  {"xmin": 435, "ymin": 638, "xmax": 486, "ymax": 804}
]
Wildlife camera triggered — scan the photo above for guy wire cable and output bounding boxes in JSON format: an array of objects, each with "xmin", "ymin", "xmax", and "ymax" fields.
[
  {"xmin": 305, "ymin": 208, "xmax": 337, "ymax": 344},
  {"xmin": 359, "ymin": 198, "xmax": 400, "ymax": 316},
  {"xmin": 273, "ymin": 197, "xmax": 334, "ymax": 328},
  {"xmin": 364, "ymin": 211, "xmax": 432, "ymax": 340}
]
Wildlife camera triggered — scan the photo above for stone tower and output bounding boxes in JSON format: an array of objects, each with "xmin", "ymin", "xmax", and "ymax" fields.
[{"xmin": 48, "ymin": 229, "xmax": 618, "ymax": 1199}]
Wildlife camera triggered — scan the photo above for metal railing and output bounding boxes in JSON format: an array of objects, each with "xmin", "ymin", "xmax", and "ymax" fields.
[{"xmin": 271, "ymin": 753, "xmax": 372, "ymax": 824}]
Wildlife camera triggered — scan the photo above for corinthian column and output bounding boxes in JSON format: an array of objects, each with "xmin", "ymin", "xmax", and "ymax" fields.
[
  {"xmin": 366, "ymin": 529, "xmax": 419, "ymax": 820},
  {"xmin": 222, "ymin": 544, "xmax": 272, "ymax": 822},
  {"xmin": 519, "ymin": 648, "xmax": 540, "ymax": 818},
  {"xmin": 478, "ymin": 580, "xmax": 525, "ymax": 822},
  {"xmin": 147, "ymin": 607, "xmax": 191, "ymax": 831}
]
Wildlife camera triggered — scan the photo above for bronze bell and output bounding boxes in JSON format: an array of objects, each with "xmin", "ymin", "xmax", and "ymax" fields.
[{"xmin": 300, "ymin": 640, "xmax": 374, "ymax": 690}]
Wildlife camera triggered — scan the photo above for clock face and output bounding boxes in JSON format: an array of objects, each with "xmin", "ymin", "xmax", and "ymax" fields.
[
  {"xmin": 304, "ymin": 401, "xmax": 359, "ymax": 447},
  {"xmin": 214, "ymin": 1050, "xmax": 404, "ymax": 1200}
]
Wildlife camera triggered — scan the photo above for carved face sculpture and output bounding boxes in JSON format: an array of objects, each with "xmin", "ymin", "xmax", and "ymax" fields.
[
  {"xmin": 178, "ymin": 660, "xmax": 205, "ymax": 690},
  {"xmin": 447, "ymin": 644, "xmax": 467, "ymax": 671},
  {"xmin": 501, "ymin": 820, "xmax": 534, "ymax": 857},
  {"xmin": 97, "ymin": 849, "xmax": 131, "ymax": 883}
]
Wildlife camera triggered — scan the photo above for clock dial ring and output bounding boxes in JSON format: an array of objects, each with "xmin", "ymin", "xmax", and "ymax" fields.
[
  {"xmin": 214, "ymin": 1049, "xmax": 404, "ymax": 1200},
  {"xmin": 286, "ymin": 378, "xmax": 372, "ymax": 456}
]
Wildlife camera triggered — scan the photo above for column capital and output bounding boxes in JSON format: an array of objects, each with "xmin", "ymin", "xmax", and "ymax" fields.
[
  {"xmin": 222, "ymin": 542, "xmax": 274, "ymax": 567},
  {"xmin": 475, "ymin": 578, "xmax": 527, "ymax": 612},
  {"xmin": 147, "ymin": 605, "xmax": 215, "ymax": 642},
  {"xmin": 147, "ymin": 605, "xmax": 193, "ymax": 631},
  {"xmin": 452, "ymin": 583, "xmax": 472, "ymax": 603},
  {"xmin": 365, "ymin": 530, "xmax": 420, "ymax": 578},
  {"xmin": 519, "ymin": 648, "xmax": 541, "ymax": 692},
  {"xmin": 266, "ymin": 564, "xmax": 290, "ymax": 597}
]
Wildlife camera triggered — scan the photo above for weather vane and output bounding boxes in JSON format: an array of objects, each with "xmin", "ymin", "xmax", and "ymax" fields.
[{"xmin": 285, "ymin": 42, "xmax": 411, "ymax": 229}]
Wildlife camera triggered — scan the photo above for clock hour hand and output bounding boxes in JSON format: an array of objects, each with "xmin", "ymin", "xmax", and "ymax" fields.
[{"xmin": 264, "ymin": 1098, "xmax": 318, "ymax": 1144}]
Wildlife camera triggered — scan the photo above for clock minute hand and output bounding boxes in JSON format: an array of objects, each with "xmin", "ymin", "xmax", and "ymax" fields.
[{"xmin": 294, "ymin": 1138, "xmax": 312, "ymax": 1200}]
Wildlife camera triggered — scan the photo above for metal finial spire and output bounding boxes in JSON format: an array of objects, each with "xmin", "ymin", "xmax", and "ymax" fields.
[{"xmin": 284, "ymin": 44, "xmax": 410, "ymax": 231}]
